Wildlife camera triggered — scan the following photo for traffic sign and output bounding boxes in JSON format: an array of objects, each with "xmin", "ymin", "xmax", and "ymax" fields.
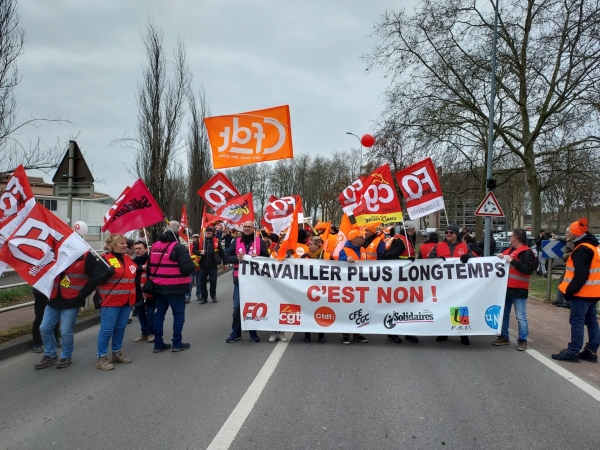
[
  {"xmin": 53, "ymin": 183, "xmax": 94, "ymax": 198},
  {"xmin": 542, "ymin": 239, "xmax": 566, "ymax": 259},
  {"xmin": 52, "ymin": 141, "xmax": 94, "ymax": 183},
  {"xmin": 474, "ymin": 191, "xmax": 504, "ymax": 217}
]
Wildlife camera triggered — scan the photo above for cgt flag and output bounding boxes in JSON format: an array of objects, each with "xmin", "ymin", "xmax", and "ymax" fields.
[
  {"xmin": 0, "ymin": 203, "xmax": 88, "ymax": 298},
  {"xmin": 351, "ymin": 164, "xmax": 403, "ymax": 225},
  {"xmin": 212, "ymin": 192, "xmax": 255, "ymax": 225},
  {"xmin": 204, "ymin": 105, "xmax": 294, "ymax": 169},
  {"xmin": 394, "ymin": 157, "xmax": 444, "ymax": 220},
  {"xmin": 197, "ymin": 172, "xmax": 240, "ymax": 214},
  {"xmin": 102, "ymin": 179, "xmax": 165, "ymax": 234}
]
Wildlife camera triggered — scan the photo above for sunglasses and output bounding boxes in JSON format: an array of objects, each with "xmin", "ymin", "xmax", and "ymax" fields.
[{"xmin": 445, "ymin": 231, "xmax": 455, "ymax": 235}]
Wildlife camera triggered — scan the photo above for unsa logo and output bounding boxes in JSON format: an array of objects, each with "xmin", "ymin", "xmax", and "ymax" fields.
[
  {"xmin": 485, "ymin": 305, "xmax": 501, "ymax": 329},
  {"xmin": 218, "ymin": 117, "xmax": 286, "ymax": 155}
]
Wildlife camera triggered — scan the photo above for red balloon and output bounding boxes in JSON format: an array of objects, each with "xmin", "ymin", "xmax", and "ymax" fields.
[{"xmin": 361, "ymin": 134, "xmax": 375, "ymax": 148}]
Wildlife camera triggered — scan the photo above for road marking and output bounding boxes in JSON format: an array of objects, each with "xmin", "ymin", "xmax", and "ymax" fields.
[
  {"xmin": 207, "ymin": 333, "xmax": 293, "ymax": 450},
  {"xmin": 526, "ymin": 348, "xmax": 600, "ymax": 402}
]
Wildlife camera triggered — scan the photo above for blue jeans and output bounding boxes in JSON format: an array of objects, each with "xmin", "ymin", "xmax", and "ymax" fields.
[
  {"xmin": 501, "ymin": 294, "xmax": 528, "ymax": 342},
  {"xmin": 97, "ymin": 305, "xmax": 131, "ymax": 357},
  {"xmin": 567, "ymin": 300, "xmax": 600, "ymax": 354},
  {"xmin": 153, "ymin": 293, "xmax": 186, "ymax": 348},
  {"xmin": 136, "ymin": 302, "xmax": 156, "ymax": 336},
  {"xmin": 188, "ymin": 271, "xmax": 201, "ymax": 298},
  {"xmin": 199, "ymin": 266, "xmax": 218, "ymax": 299},
  {"xmin": 40, "ymin": 306, "xmax": 79, "ymax": 359},
  {"xmin": 231, "ymin": 284, "xmax": 257, "ymax": 339}
]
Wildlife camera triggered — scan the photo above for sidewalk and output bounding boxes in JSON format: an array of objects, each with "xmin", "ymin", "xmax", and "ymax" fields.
[{"xmin": 0, "ymin": 304, "xmax": 35, "ymax": 330}]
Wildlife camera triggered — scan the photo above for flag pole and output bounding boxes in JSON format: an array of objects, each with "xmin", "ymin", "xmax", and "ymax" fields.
[{"xmin": 74, "ymin": 232, "xmax": 110, "ymax": 267}]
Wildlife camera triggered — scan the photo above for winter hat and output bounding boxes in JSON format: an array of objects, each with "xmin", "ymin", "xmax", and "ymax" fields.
[
  {"xmin": 348, "ymin": 228, "xmax": 366, "ymax": 240},
  {"xmin": 445, "ymin": 224, "xmax": 460, "ymax": 236},
  {"xmin": 403, "ymin": 221, "xmax": 416, "ymax": 229},
  {"xmin": 364, "ymin": 221, "xmax": 382, "ymax": 234},
  {"xmin": 568, "ymin": 218, "xmax": 588, "ymax": 236}
]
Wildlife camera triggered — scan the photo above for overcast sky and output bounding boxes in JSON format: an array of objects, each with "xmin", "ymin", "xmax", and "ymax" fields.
[{"xmin": 15, "ymin": 0, "xmax": 418, "ymax": 198}]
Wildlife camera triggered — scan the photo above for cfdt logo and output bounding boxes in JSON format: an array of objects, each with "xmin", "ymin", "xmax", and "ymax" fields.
[
  {"xmin": 450, "ymin": 306, "xmax": 471, "ymax": 331},
  {"xmin": 218, "ymin": 117, "xmax": 287, "ymax": 155},
  {"xmin": 314, "ymin": 307, "xmax": 336, "ymax": 327},
  {"xmin": 485, "ymin": 305, "xmax": 501, "ymax": 329},
  {"xmin": 349, "ymin": 308, "xmax": 371, "ymax": 328},
  {"xmin": 279, "ymin": 304, "xmax": 301, "ymax": 325},
  {"xmin": 242, "ymin": 302, "xmax": 268, "ymax": 321}
]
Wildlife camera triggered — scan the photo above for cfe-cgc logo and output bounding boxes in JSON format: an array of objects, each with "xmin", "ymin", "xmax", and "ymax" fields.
[
  {"xmin": 242, "ymin": 302, "xmax": 268, "ymax": 321},
  {"xmin": 279, "ymin": 304, "xmax": 301, "ymax": 325},
  {"xmin": 450, "ymin": 306, "xmax": 471, "ymax": 331},
  {"xmin": 384, "ymin": 310, "xmax": 434, "ymax": 329},
  {"xmin": 314, "ymin": 306, "xmax": 336, "ymax": 327},
  {"xmin": 349, "ymin": 308, "xmax": 371, "ymax": 328},
  {"xmin": 485, "ymin": 305, "xmax": 502, "ymax": 329}
]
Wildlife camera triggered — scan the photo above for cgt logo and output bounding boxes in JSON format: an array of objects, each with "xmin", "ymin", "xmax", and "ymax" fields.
[
  {"xmin": 242, "ymin": 302, "xmax": 268, "ymax": 321},
  {"xmin": 279, "ymin": 304, "xmax": 301, "ymax": 325},
  {"xmin": 450, "ymin": 306, "xmax": 471, "ymax": 331},
  {"xmin": 485, "ymin": 305, "xmax": 502, "ymax": 329},
  {"xmin": 314, "ymin": 306, "xmax": 336, "ymax": 327}
]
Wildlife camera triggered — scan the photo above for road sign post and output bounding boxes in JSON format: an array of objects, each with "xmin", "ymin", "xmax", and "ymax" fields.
[{"xmin": 541, "ymin": 239, "xmax": 565, "ymax": 301}]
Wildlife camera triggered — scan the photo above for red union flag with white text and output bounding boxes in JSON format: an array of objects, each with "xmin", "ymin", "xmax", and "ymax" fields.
[
  {"xmin": 394, "ymin": 158, "xmax": 444, "ymax": 220},
  {"xmin": 0, "ymin": 203, "xmax": 88, "ymax": 297},
  {"xmin": 197, "ymin": 172, "xmax": 240, "ymax": 214},
  {"xmin": 212, "ymin": 192, "xmax": 255, "ymax": 225},
  {"xmin": 261, "ymin": 195, "xmax": 302, "ymax": 235},
  {"xmin": 338, "ymin": 176, "xmax": 366, "ymax": 216}
]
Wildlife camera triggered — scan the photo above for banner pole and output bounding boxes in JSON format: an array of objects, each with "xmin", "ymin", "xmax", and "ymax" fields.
[
  {"xmin": 443, "ymin": 208, "xmax": 450, "ymax": 227},
  {"xmin": 143, "ymin": 227, "xmax": 149, "ymax": 245}
]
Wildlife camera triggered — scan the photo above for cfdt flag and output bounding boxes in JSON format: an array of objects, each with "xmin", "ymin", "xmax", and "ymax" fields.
[
  {"xmin": 394, "ymin": 158, "xmax": 444, "ymax": 220},
  {"xmin": 102, "ymin": 179, "xmax": 165, "ymax": 234},
  {"xmin": 0, "ymin": 203, "xmax": 88, "ymax": 298},
  {"xmin": 261, "ymin": 195, "xmax": 302, "ymax": 235},
  {"xmin": 351, "ymin": 164, "xmax": 403, "ymax": 225},
  {"xmin": 197, "ymin": 172, "xmax": 240, "ymax": 214},
  {"xmin": 212, "ymin": 192, "xmax": 255, "ymax": 225},
  {"xmin": 0, "ymin": 165, "xmax": 37, "ymax": 276},
  {"xmin": 204, "ymin": 105, "xmax": 294, "ymax": 169}
]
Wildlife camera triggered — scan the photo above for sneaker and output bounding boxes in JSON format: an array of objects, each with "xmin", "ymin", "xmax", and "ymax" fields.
[
  {"xmin": 132, "ymin": 308, "xmax": 138, "ymax": 317},
  {"xmin": 147, "ymin": 335, "xmax": 155, "ymax": 343},
  {"xmin": 56, "ymin": 339, "xmax": 62, "ymax": 348},
  {"xmin": 211, "ymin": 296, "xmax": 218, "ymax": 303},
  {"xmin": 579, "ymin": 348, "xmax": 598, "ymax": 363},
  {"xmin": 185, "ymin": 298, "xmax": 190, "ymax": 304},
  {"xmin": 278, "ymin": 332, "xmax": 288, "ymax": 342},
  {"xmin": 134, "ymin": 335, "xmax": 148, "ymax": 342},
  {"xmin": 492, "ymin": 336, "xmax": 510, "ymax": 346},
  {"xmin": 250, "ymin": 335, "xmax": 261, "ymax": 343},
  {"xmin": 226, "ymin": 334, "xmax": 241, "ymax": 343},
  {"xmin": 551, "ymin": 349, "xmax": 580, "ymax": 363},
  {"xmin": 353, "ymin": 335, "xmax": 369, "ymax": 343},
  {"xmin": 342, "ymin": 336, "xmax": 351, "ymax": 345},
  {"xmin": 56, "ymin": 358, "xmax": 72, "ymax": 369},
  {"xmin": 387, "ymin": 335, "xmax": 402, "ymax": 344},
  {"xmin": 111, "ymin": 350, "xmax": 132, "ymax": 363},
  {"xmin": 32, "ymin": 345, "xmax": 44, "ymax": 353},
  {"xmin": 127, "ymin": 318, "xmax": 133, "ymax": 324},
  {"xmin": 436, "ymin": 336, "xmax": 448, "ymax": 342},
  {"xmin": 304, "ymin": 337, "xmax": 311, "ymax": 343},
  {"xmin": 461, "ymin": 336, "xmax": 471, "ymax": 346},
  {"xmin": 405, "ymin": 335, "xmax": 419, "ymax": 343},
  {"xmin": 34, "ymin": 355, "xmax": 58, "ymax": 370},
  {"xmin": 269, "ymin": 331, "xmax": 278, "ymax": 342},
  {"xmin": 517, "ymin": 341, "xmax": 528, "ymax": 351},
  {"xmin": 199, "ymin": 298, "xmax": 208, "ymax": 304},
  {"xmin": 96, "ymin": 356, "xmax": 114, "ymax": 371},
  {"xmin": 196, "ymin": 296, "xmax": 202, "ymax": 302},
  {"xmin": 318, "ymin": 338, "xmax": 326, "ymax": 344},
  {"xmin": 153, "ymin": 344, "xmax": 172, "ymax": 353},
  {"xmin": 172, "ymin": 343, "xmax": 191, "ymax": 352}
]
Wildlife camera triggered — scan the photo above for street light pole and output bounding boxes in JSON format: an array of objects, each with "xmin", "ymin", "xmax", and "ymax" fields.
[{"xmin": 346, "ymin": 132, "xmax": 363, "ymax": 173}]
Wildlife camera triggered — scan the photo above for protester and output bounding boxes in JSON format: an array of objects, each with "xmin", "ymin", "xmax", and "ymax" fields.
[
  {"xmin": 148, "ymin": 220, "xmax": 195, "ymax": 353},
  {"xmin": 31, "ymin": 289, "xmax": 59, "ymax": 353},
  {"xmin": 193, "ymin": 226, "xmax": 226, "ymax": 304},
  {"xmin": 188, "ymin": 233, "xmax": 201, "ymax": 303},
  {"xmin": 384, "ymin": 221, "xmax": 417, "ymax": 259},
  {"xmin": 417, "ymin": 232, "xmax": 438, "ymax": 259},
  {"xmin": 493, "ymin": 228, "xmax": 535, "ymax": 351},
  {"xmin": 477, "ymin": 230, "xmax": 496, "ymax": 255},
  {"xmin": 463, "ymin": 234, "xmax": 482, "ymax": 256},
  {"xmin": 551, "ymin": 230, "xmax": 575, "ymax": 308},
  {"xmin": 34, "ymin": 251, "xmax": 97, "ymax": 370},
  {"xmin": 429, "ymin": 224, "xmax": 474, "ymax": 345},
  {"xmin": 92, "ymin": 234, "xmax": 137, "ymax": 371},
  {"xmin": 223, "ymin": 228, "xmax": 234, "ymax": 253},
  {"xmin": 295, "ymin": 228, "xmax": 310, "ymax": 257},
  {"xmin": 224, "ymin": 221, "xmax": 269, "ymax": 343},
  {"xmin": 363, "ymin": 222, "xmax": 386, "ymax": 260},
  {"xmin": 132, "ymin": 240, "xmax": 155, "ymax": 343},
  {"xmin": 552, "ymin": 219, "xmax": 600, "ymax": 363},
  {"xmin": 534, "ymin": 229, "xmax": 548, "ymax": 277}
]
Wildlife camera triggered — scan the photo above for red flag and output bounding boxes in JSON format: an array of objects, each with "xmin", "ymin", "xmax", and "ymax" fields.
[
  {"xmin": 0, "ymin": 203, "xmax": 89, "ymax": 297},
  {"xmin": 394, "ymin": 157, "xmax": 444, "ymax": 219},
  {"xmin": 339, "ymin": 175, "xmax": 366, "ymax": 216},
  {"xmin": 179, "ymin": 205, "xmax": 189, "ymax": 240},
  {"xmin": 261, "ymin": 195, "xmax": 302, "ymax": 235},
  {"xmin": 0, "ymin": 165, "xmax": 37, "ymax": 275},
  {"xmin": 197, "ymin": 172, "xmax": 240, "ymax": 214},
  {"xmin": 212, "ymin": 192, "xmax": 255, "ymax": 225},
  {"xmin": 351, "ymin": 164, "xmax": 403, "ymax": 225},
  {"xmin": 102, "ymin": 179, "xmax": 164, "ymax": 234},
  {"xmin": 277, "ymin": 198, "xmax": 301, "ymax": 261}
]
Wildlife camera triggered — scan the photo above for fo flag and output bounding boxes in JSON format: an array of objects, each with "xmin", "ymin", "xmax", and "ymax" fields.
[
  {"xmin": 261, "ymin": 195, "xmax": 302, "ymax": 235},
  {"xmin": 0, "ymin": 203, "xmax": 88, "ymax": 297},
  {"xmin": 212, "ymin": 192, "xmax": 254, "ymax": 225},
  {"xmin": 204, "ymin": 105, "xmax": 294, "ymax": 169},
  {"xmin": 0, "ymin": 165, "xmax": 37, "ymax": 276},
  {"xmin": 197, "ymin": 172, "xmax": 240, "ymax": 214},
  {"xmin": 339, "ymin": 176, "xmax": 366, "ymax": 216},
  {"xmin": 394, "ymin": 158, "xmax": 444, "ymax": 220},
  {"xmin": 277, "ymin": 198, "xmax": 301, "ymax": 261},
  {"xmin": 102, "ymin": 179, "xmax": 165, "ymax": 234}
]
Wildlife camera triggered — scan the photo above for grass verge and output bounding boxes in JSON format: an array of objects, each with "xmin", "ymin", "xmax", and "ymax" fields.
[
  {"xmin": 0, "ymin": 285, "xmax": 33, "ymax": 308},
  {"xmin": 528, "ymin": 273, "xmax": 561, "ymax": 301}
]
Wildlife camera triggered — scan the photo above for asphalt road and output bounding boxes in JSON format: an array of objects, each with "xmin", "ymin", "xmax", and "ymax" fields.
[{"xmin": 1, "ymin": 275, "xmax": 599, "ymax": 450}]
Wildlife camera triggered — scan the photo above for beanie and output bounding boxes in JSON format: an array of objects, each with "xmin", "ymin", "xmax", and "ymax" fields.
[
  {"xmin": 348, "ymin": 228, "xmax": 366, "ymax": 240},
  {"xmin": 568, "ymin": 218, "xmax": 588, "ymax": 236},
  {"xmin": 364, "ymin": 221, "xmax": 382, "ymax": 234},
  {"xmin": 445, "ymin": 224, "xmax": 460, "ymax": 236}
]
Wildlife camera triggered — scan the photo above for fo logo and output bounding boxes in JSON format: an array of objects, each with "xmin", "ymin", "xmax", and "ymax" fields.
[
  {"xmin": 279, "ymin": 304, "xmax": 301, "ymax": 325},
  {"xmin": 314, "ymin": 306, "xmax": 336, "ymax": 327},
  {"xmin": 485, "ymin": 305, "xmax": 501, "ymax": 329},
  {"xmin": 242, "ymin": 302, "xmax": 268, "ymax": 321},
  {"xmin": 450, "ymin": 306, "xmax": 470, "ymax": 326}
]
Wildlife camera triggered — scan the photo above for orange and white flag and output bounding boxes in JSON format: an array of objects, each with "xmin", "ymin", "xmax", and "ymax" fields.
[
  {"xmin": 277, "ymin": 198, "xmax": 301, "ymax": 261},
  {"xmin": 204, "ymin": 105, "xmax": 293, "ymax": 169},
  {"xmin": 332, "ymin": 214, "xmax": 352, "ymax": 259}
]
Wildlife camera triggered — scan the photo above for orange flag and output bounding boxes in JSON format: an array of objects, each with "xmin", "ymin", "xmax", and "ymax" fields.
[
  {"xmin": 333, "ymin": 214, "xmax": 352, "ymax": 259},
  {"xmin": 277, "ymin": 198, "xmax": 301, "ymax": 261},
  {"xmin": 204, "ymin": 105, "xmax": 294, "ymax": 169}
]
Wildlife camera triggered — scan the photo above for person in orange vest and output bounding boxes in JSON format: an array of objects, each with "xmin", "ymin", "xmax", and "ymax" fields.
[
  {"xmin": 294, "ymin": 229, "xmax": 310, "ymax": 258},
  {"xmin": 363, "ymin": 222, "xmax": 386, "ymax": 260},
  {"xmin": 384, "ymin": 221, "xmax": 417, "ymax": 259},
  {"xmin": 492, "ymin": 228, "xmax": 535, "ymax": 351},
  {"xmin": 552, "ymin": 219, "xmax": 600, "ymax": 363},
  {"xmin": 430, "ymin": 224, "xmax": 476, "ymax": 345},
  {"xmin": 418, "ymin": 232, "xmax": 439, "ymax": 258},
  {"xmin": 338, "ymin": 228, "xmax": 369, "ymax": 345}
]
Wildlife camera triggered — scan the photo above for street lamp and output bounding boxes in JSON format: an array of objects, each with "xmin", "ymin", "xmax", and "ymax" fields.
[{"xmin": 346, "ymin": 131, "xmax": 363, "ymax": 170}]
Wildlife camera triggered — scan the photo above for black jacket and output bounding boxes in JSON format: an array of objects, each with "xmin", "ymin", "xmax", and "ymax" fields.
[
  {"xmin": 564, "ymin": 233, "xmax": 600, "ymax": 301},
  {"xmin": 133, "ymin": 252, "xmax": 150, "ymax": 305},
  {"xmin": 192, "ymin": 237, "xmax": 226, "ymax": 268},
  {"xmin": 225, "ymin": 233, "xmax": 269, "ymax": 284},
  {"xmin": 477, "ymin": 235, "xmax": 496, "ymax": 254},
  {"xmin": 383, "ymin": 232, "xmax": 417, "ymax": 260},
  {"xmin": 223, "ymin": 234, "xmax": 234, "ymax": 248},
  {"xmin": 48, "ymin": 252, "xmax": 98, "ymax": 310},
  {"xmin": 534, "ymin": 234, "xmax": 547, "ymax": 252},
  {"xmin": 147, "ymin": 232, "xmax": 196, "ymax": 296}
]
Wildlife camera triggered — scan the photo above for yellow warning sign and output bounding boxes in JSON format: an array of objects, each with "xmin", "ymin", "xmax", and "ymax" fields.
[
  {"xmin": 108, "ymin": 258, "xmax": 121, "ymax": 269},
  {"xmin": 60, "ymin": 275, "xmax": 71, "ymax": 288}
]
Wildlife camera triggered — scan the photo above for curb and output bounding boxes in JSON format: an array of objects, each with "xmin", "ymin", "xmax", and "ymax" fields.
[{"xmin": 0, "ymin": 266, "xmax": 234, "ymax": 362}]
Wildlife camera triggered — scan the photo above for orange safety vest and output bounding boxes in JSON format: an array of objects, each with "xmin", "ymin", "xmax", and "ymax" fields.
[
  {"xmin": 294, "ymin": 243, "xmax": 309, "ymax": 258},
  {"xmin": 419, "ymin": 242, "xmax": 436, "ymax": 259},
  {"xmin": 301, "ymin": 250, "xmax": 333, "ymax": 260},
  {"xmin": 435, "ymin": 241, "xmax": 468, "ymax": 258},
  {"xmin": 98, "ymin": 253, "xmax": 137, "ymax": 307},
  {"xmin": 342, "ymin": 246, "xmax": 367, "ymax": 261},
  {"xmin": 386, "ymin": 234, "xmax": 414, "ymax": 258},
  {"xmin": 559, "ymin": 242, "xmax": 600, "ymax": 297},
  {"xmin": 502, "ymin": 245, "xmax": 534, "ymax": 290},
  {"xmin": 364, "ymin": 235, "xmax": 384, "ymax": 260},
  {"xmin": 51, "ymin": 252, "xmax": 89, "ymax": 300}
]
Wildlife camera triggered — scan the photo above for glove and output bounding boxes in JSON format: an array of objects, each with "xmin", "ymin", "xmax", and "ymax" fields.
[
  {"xmin": 460, "ymin": 254, "xmax": 471, "ymax": 263},
  {"xmin": 106, "ymin": 266, "xmax": 116, "ymax": 276}
]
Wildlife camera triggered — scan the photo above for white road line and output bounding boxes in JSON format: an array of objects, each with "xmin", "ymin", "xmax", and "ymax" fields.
[
  {"xmin": 526, "ymin": 348, "xmax": 600, "ymax": 402},
  {"xmin": 207, "ymin": 334, "xmax": 293, "ymax": 450}
]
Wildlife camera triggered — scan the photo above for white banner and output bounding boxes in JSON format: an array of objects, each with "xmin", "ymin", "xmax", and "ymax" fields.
[{"xmin": 239, "ymin": 256, "xmax": 508, "ymax": 335}]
